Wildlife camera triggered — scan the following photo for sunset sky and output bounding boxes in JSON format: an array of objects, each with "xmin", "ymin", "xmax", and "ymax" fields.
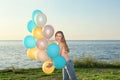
[{"xmin": 0, "ymin": 0, "xmax": 120, "ymax": 40}]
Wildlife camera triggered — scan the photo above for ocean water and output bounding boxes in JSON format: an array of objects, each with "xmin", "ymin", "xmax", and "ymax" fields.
[{"xmin": 0, "ymin": 40, "xmax": 120, "ymax": 70}]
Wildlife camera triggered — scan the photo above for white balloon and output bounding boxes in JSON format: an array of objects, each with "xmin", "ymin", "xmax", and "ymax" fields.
[{"xmin": 35, "ymin": 13, "xmax": 47, "ymax": 27}]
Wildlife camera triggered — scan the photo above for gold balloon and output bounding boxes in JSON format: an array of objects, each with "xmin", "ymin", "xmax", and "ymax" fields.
[
  {"xmin": 42, "ymin": 60, "xmax": 55, "ymax": 74},
  {"xmin": 27, "ymin": 47, "xmax": 38, "ymax": 59},
  {"xmin": 43, "ymin": 25, "xmax": 54, "ymax": 39},
  {"xmin": 37, "ymin": 38, "xmax": 48, "ymax": 50},
  {"xmin": 32, "ymin": 26, "xmax": 44, "ymax": 39},
  {"xmin": 36, "ymin": 50, "xmax": 50, "ymax": 62}
]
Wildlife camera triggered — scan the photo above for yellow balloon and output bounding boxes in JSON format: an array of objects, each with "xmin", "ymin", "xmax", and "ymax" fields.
[
  {"xmin": 32, "ymin": 26, "xmax": 44, "ymax": 39},
  {"xmin": 48, "ymin": 41, "xmax": 53, "ymax": 45},
  {"xmin": 27, "ymin": 47, "xmax": 38, "ymax": 59},
  {"xmin": 42, "ymin": 60, "xmax": 55, "ymax": 74}
]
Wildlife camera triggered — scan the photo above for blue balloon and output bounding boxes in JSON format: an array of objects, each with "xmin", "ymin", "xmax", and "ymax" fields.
[
  {"xmin": 32, "ymin": 9, "xmax": 42, "ymax": 21},
  {"xmin": 53, "ymin": 56, "xmax": 66, "ymax": 69},
  {"xmin": 23, "ymin": 35, "xmax": 36, "ymax": 48},
  {"xmin": 46, "ymin": 43, "xmax": 60, "ymax": 59},
  {"xmin": 27, "ymin": 20, "xmax": 36, "ymax": 32}
]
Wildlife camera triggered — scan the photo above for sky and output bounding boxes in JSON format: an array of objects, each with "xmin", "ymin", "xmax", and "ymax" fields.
[{"xmin": 0, "ymin": 0, "xmax": 120, "ymax": 40}]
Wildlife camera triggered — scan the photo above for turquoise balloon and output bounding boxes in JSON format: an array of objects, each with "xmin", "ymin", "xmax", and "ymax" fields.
[
  {"xmin": 23, "ymin": 35, "xmax": 36, "ymax": 48},
  {"xmin": 27, "ymin": 20, "xmax": 36, "ymax": 32},
  {"xmin": 46, "ymin": 43, "xmax": 60, "ymax": 59},
  {"xmin": 32, "ymin": 9, "xmax": 42, "ymax": 21},
  {"xmin": 53, "ymin": 56, "xmax": 66, "ymax": 69}
]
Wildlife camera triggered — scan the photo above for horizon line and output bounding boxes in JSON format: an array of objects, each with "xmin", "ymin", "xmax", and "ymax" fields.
[{"xmin": 0, "ymin": 39, "xmax": 120, "ymax": 41}]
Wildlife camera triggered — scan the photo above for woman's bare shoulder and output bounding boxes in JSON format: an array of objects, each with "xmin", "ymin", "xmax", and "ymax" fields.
[{"xmin": 60, "ymin": 42, "xmax": 65, "ymax": 47}]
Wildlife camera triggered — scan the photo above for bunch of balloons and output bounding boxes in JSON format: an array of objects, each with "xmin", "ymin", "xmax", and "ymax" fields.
[{"xmin": 23, "ymin": 10, "xmax": 66, "ymax": 74}]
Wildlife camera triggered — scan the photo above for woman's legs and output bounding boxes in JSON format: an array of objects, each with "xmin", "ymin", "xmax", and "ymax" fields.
[
  {"xmin": 63, "ymin": 67, "xmax": 69, "ymax": 80},
  {"xmin": 63, "ymin": 60, "xmax": 77, "ymax": 80}
]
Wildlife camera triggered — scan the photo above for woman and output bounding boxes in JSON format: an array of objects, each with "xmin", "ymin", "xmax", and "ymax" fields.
[{"xmin": 55, "ymin": 31, "xmax": 77, "ymax": 80}]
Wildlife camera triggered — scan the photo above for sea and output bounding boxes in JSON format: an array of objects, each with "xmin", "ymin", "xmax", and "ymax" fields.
[{"xmin": 0, "ymin": 40, "xmax": 120, "ymax": 70}]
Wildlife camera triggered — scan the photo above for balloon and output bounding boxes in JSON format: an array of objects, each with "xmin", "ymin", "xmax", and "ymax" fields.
[
  {"xmin": 48, "ymin": 41, "xmax": 53, "ymax": 45},
  {"xmin": 32, "ymin": 26, "xmax": 44, "ymax": 39},
  {"xmin": 35, "ymin": 13, "xmax": 47, "ymax": 27},
  {"xmin": 27, "ymin": 20, "xmax": 37, "ymax": 33},
  {"xmin": 37, "ymin": 38, "xmax": 48, "ymax": 50},
  {"xmin": 42, "ymin": 60, "xmax": 55, "ymax": 74},
  {"xmin": 27, "ymin": 47, "xmax": 38, "ymax": 59},
  {"xmin": 23, "ymin": 35, "xmax": 36, "ymax": 48},
  {"xmin": 43, "ymin": 25, "xmax": 54, "ymax": 39},
  {"xmin": 36, "ymin": 50, "xmax": 50, "ymax": 62},
  {"xmin": 32, "ymin": 9, "xmax": 42, "ymax": 22},
  {"xmin": 53, "ymin": 56, "xmax": 66, "ymax": 69},
  {"xmin": 46, "ymin": 43, "xmax": 60, "ymax": 59}
]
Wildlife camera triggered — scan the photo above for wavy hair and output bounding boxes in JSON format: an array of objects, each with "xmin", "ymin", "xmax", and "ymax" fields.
[{"xmin": 55, "ymin": 31, "xmax": 70, "ymax": 53}]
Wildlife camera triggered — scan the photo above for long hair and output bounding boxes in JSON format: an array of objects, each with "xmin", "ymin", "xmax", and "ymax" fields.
[{"xmin": 55, "ymin": 31, "xmax": 70, "ymax": 53}]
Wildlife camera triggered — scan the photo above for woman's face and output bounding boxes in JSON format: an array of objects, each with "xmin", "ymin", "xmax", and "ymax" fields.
[{"xmin": 55, "ymin": 33, "xmax": 62, "ymax": 43}]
